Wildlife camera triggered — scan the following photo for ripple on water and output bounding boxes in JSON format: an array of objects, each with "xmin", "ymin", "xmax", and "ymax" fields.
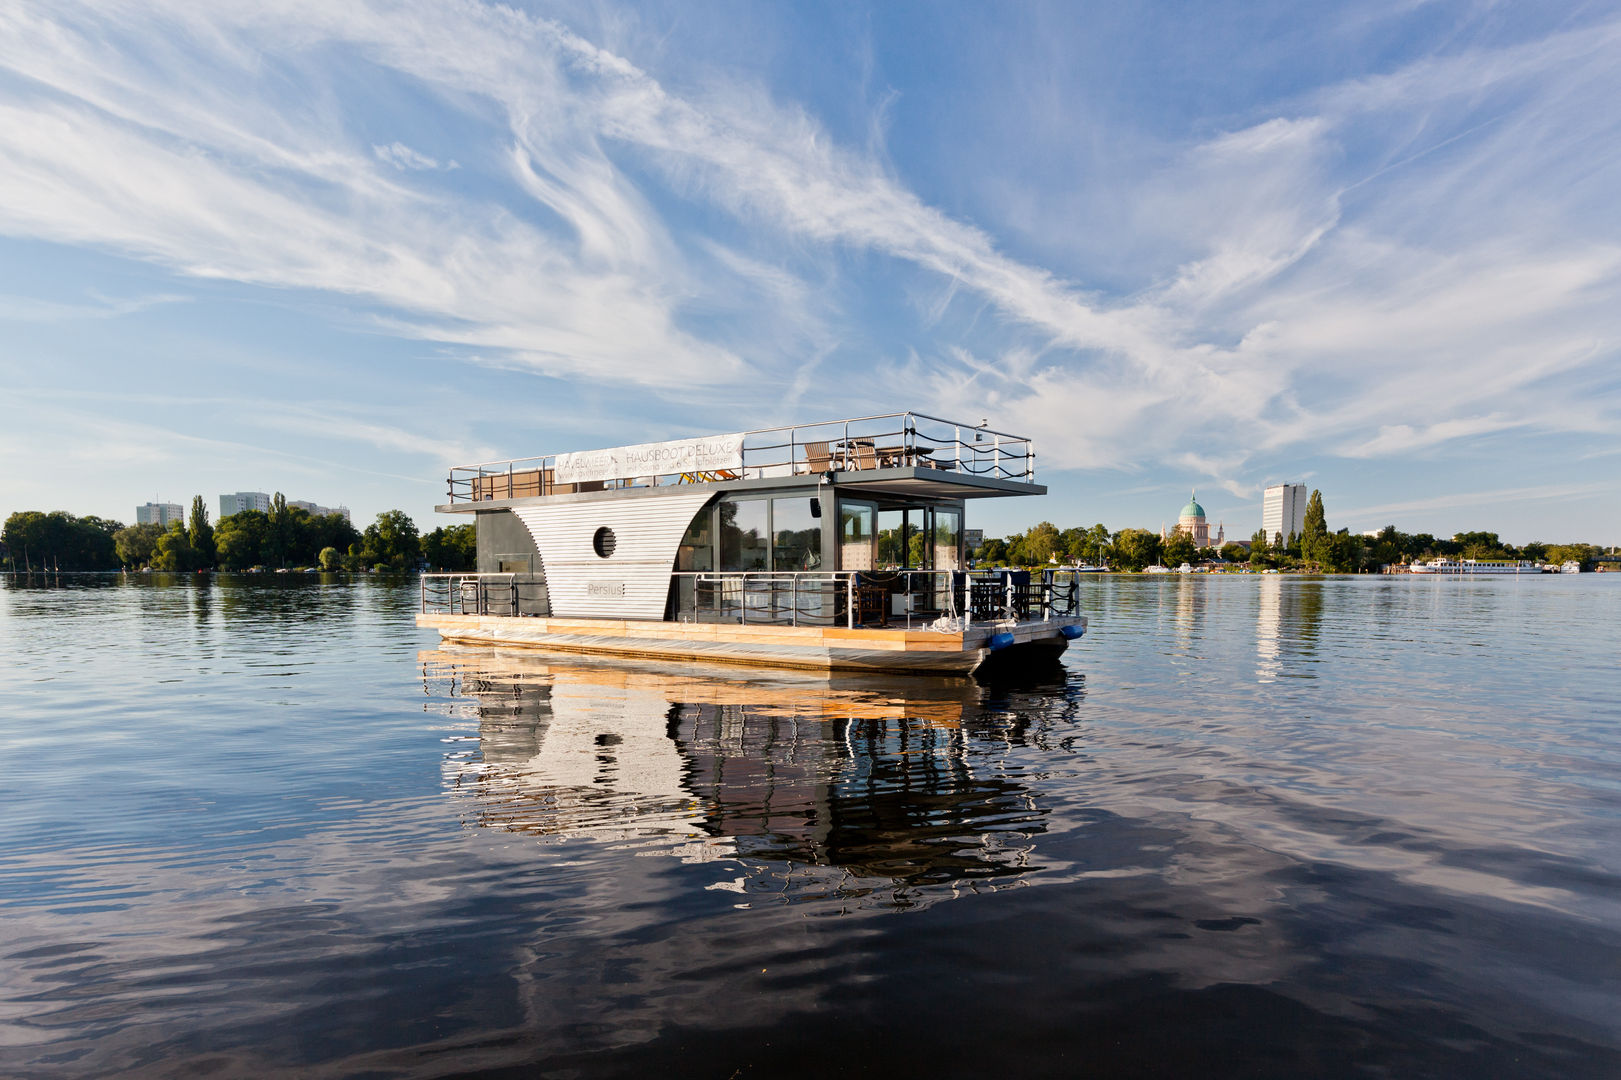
[{"xmin": 1, "ymin": 573, "xmax": 1619, "ymax": 1077}]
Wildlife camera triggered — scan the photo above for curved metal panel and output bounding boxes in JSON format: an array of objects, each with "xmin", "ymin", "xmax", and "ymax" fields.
[{"xmin": 511, "ymin": 491, "xmax": 714, "ymax": 619}]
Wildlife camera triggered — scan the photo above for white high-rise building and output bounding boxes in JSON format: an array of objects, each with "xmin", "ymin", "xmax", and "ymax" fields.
[
  {"xmin": 1262, "ymin": 483, "xmax": 1307, "ymax": 546},
  {"xmin": 220, "ymin": 491, "xmax": 272, "ymax": 517},
  {"xmin": 136, "ymin": 502, "xmax": 184, "ymax": 528},
  {"xmin": 288, "ymin": 499, "xmax": 351, "ymax": 522}
]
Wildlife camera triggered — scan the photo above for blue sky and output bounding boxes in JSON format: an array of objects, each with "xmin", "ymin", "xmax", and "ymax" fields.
[{"xmin": 1, "ymin": 0, "xmax": 1618, "ymax": 544}]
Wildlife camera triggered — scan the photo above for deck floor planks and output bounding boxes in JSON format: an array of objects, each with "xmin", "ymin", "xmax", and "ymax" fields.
[{"xmin": 417, "ymin": 612, "xmax": 1077, "ymax": 674}]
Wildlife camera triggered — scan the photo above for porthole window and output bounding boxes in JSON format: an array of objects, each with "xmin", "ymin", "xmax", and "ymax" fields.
[{"xmin": 593, "ymin": 526, "xmax": 617, "ymax": 558}]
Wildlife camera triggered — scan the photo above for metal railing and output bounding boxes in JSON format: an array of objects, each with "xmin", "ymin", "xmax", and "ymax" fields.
[
  {"xmin": 674, "ymin": 569, "xmax": 1079, "ymax": 629},
  {"xmin": 444, "ymin": 411, "xmax": 1036, "ymax": 503},
  {"xmin": 422, "ymin": 569, "xmax": 1080, "ymax": 628},
  {"xmin": 422, "ymin": 573, "xmax": 528, "ymax": 616}
]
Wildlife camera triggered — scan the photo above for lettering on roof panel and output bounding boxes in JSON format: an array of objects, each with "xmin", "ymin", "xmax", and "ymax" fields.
[{"xmin": 554, "ymin": 434, "xmax": 744, "ymax": 485}]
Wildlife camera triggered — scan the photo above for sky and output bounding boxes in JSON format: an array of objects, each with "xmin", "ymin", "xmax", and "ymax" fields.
[{"xmin": 1, "ymin": 0, "xmax": 1618, "ymax": 545}]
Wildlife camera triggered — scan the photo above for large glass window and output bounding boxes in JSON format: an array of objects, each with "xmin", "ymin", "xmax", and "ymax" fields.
[
  {"xmin": 933, "ymin": 508, "xmax": 962, "ymax": 571},
  {"xmin": 719, "ymin": 499, "xmax": 768, "ymax": 571},
  {"xmin": 676, "ymin": 506, "xmax": 712, "ymax": 572},
  {"xmin": 771, "ymin": 497, "xmax": 822, "ymax": 571},
  {"xmin": 839, "ymin": 500, "xmax": 874, "ymax": 570},
  {"xmin": 876, "ymin": 508, "xmax": 912, "ymax": 568}
]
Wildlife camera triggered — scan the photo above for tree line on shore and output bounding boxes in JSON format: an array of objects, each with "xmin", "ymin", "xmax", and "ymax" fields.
[
  {"xmin": 975, "ymin": 490, "xmax": 1608, "ymax": 572},
  {"xmin": 7, "ymin": 487, "xmax": 1607, "ymax": 576},
  {"xmin": 1, "ymin": 496, "xmax": 476, "ymax": 573}
]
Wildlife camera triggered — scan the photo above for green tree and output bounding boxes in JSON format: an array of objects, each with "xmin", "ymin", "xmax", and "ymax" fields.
[
  {"xmin": 362, "ymin": 510, "xmax": 420, "ymax": 570},
  {"xmin": 1, "ymin": 510, "xmax": 121, "ymax": 570},
  {"xmin": 215, "ymin": 510, "xmax": 269, "ymax": 570},
  {"xmin": 1163, "ymin": 530, "xmax": 1197, "ymax": 568},
  {"xmin": 1220, "ymin": 542, "xmax": 1248, "ymax": 562},
  {"xmin": 1060, "ymin": 526, "xmax": 1085, "ymax": 563},
  {"xmin": 1081, "ymin": 524, "xmax": 1110, "ymax": 565},
  {"xmin": 975, "ymin": 537, "xmax": 1008, "ymax": 565},
  {"xmin": 1325, "ymin": 529, "xmax": 1364, "ymax": 573},
  {"xmin": 2, "ymin": 511, "xmax": 48, "ymax": 570},
  {"xmin": 1022, "ymin": 521, "xmax": 1061, "ymax": 565},
  {"xmin": 1455, "ymin": 531, "xmax": 1508, "ymax": 561},
  {"xmin": 266, "ymin": 493, "xmax": 291, "ymax": 567},
  {"xmin": 426, "ymin": 523, "xmax": 477, "ymax": 571},
  {"xmin": 304, "ymin": 513, "xmax": 361, "ymax": 566},
  {"xmin": 151, "ymin": 521, "xmax": 197, "ymax": 571},
  {"xmin": 114, "ymin": 522, "xmax": 166, "ymax": 568},
  {"xmin": 1300, "ymin": 489, "xmax": 1329, "ymax": 567},
  {"xmin": 1546, "ymin": 543, "xmax": 1599, "ymax": 568},
  {"xmin": 188, "ymin": 496, "xmax": 215, "ymax": 570},
  {"xmin": 318, "ymin": 546, "xmax": 341, "ymax": 571},
  {"xmin": 1110, "ymin": 528, "xmax": 1163, "ymax": 572}
]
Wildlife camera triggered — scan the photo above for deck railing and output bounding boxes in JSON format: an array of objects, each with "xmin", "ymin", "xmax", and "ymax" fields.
[
  {"xmin": 422, "ymin": 573, "xmax": 528, "ymax": 616},
  {"xmin": 424, "ymin": 570, "xmax": 1080, "ymax": 629},
  {"xmin": 443, "ymin": 411, "xmax": 1036, "ymax": 503}
]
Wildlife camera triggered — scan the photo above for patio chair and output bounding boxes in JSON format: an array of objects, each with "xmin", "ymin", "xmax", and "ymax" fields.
[{"xmin": 803, "ymin": 441, "xmax": 833, "ymax": 474}]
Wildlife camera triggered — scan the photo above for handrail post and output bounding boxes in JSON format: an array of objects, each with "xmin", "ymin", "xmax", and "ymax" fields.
[{"xmin": 847, "ymin": 573, "xmax": 854, "ymax": 629}]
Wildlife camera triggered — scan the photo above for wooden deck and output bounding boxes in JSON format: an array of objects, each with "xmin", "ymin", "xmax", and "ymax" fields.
[{"xmin": 416, "ymin": 612, "xmax": 1082, "ymax": 675}]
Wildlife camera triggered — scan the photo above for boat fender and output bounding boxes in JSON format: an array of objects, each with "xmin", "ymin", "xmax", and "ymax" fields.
[
  {"xmin": 1060, "ymin": 624, "xmax": 1086, "ymax": 640},
  {"xmin": 988, "ymin": 632, "xmax": 1016, "ymax": 651}
]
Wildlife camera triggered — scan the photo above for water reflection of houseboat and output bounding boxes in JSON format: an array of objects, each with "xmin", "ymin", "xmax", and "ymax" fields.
[
  {"xmin": 416, "ymin": 413, "xmax": 1086, "ymax": 675},
  {"xmin": 424, "ymin": 648, "xmax": 1064, "ymax": 904}
]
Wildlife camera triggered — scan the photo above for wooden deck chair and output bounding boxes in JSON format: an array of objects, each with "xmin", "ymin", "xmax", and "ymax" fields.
[
  {"xmin": 803, "ymin": 441, "xmax": 833, "ymax": 474},
  {"xmin": 851, "ymin": 439, "xmax": 879, "ymax": 471}
]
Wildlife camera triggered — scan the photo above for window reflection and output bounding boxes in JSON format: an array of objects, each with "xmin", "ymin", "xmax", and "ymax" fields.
[
  {"xmin": 772, "ymin": 497, "xmax": 822, "ymax": 571},
  {"xmin": 840, "ymin": 501, "xmax": 874, "ymax": 571},
  {"xmin": 720, "ymin": 499, "xmax": 768, "ymax": 571}
]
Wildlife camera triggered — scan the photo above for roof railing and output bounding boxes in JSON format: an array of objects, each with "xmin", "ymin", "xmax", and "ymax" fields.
[{"xmin": 445, "ymin": 411, "xmax": 1035, "ymax": 503}]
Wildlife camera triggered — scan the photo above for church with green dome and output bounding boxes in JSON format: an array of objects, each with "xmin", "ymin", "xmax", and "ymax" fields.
[{"xmin": 1162, "ymin": 490, "xmax": 1223, "ymax": 549}]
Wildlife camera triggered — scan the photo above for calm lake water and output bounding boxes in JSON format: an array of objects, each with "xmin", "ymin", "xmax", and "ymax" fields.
[{"xmin": 1, "ymin": 572, "xmax": 1618, "ymax": 1078}]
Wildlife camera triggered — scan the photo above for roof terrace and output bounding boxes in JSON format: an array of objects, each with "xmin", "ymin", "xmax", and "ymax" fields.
[{"xmin": 444, "ymin": 412, "xmax": 1037, "ymax": 505}]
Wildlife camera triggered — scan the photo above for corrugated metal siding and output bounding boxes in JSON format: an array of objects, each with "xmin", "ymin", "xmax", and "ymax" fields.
[{"xmin": 511, "ymin": 491, "xmax": 714, "ymax": 619}]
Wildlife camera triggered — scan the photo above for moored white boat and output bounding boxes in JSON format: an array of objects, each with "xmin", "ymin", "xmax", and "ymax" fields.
[{"xmin": 1409, "ymin": 558, "xmax": 1539, "ymax": 575}]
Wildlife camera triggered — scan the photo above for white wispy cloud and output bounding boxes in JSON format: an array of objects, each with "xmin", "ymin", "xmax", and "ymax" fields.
[
  {"xmin": 373, "ymin": 141, "xmax": 456, "ymax": 171},
  {"xmin": 0, "ymin": 291, "xmax": 188, "ymax": 322},
  {"xmin": 0, "ymin": 0, "xmax": 1616, "ymax": 505},
  {"xmin": 1340, "ymin": 483, "xmax": 1614, "ymax": 524}
]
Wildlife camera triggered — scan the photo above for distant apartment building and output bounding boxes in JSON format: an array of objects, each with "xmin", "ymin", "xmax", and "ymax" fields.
[
  {"xmin": 136, "ymin": 502, "xmax": 185, "ymax": 528},
  {"xmin": 220, "ymin": 492, "xmax": 349, "ymax": 521},
  {"xmin": 220, "ymin": 491, "xmax": 271, "ymax": 517},
  {"xmin": 289, "ymin": 499, "xmax": 351, "ymax": 522},
  {"xmin": 1262, "ymin": 483, "xmax": 1307, "ymax": 546}
]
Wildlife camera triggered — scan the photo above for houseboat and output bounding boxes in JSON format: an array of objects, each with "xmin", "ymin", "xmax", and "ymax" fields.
[{"xmin": 416, "ymin": 412, "xmax": 1085, "ymax": 675}]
